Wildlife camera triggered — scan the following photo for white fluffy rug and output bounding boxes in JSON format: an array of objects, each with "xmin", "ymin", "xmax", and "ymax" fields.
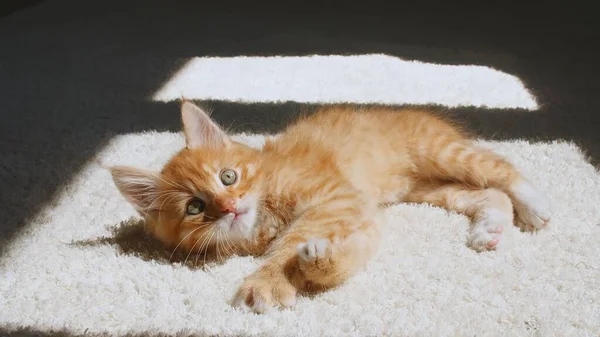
[{"xmin": 2, "ymin": 55, "xmax": 600, "ymax": 336}]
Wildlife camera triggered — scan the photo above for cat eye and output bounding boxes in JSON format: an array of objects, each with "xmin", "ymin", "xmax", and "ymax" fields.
[
  {"xmin": 186, "ymin": 199, "xmax": 205, "ymax": 215},
  {"xmin": 220, "ymin": 169, "xmax": 237, "ymax": 186}
]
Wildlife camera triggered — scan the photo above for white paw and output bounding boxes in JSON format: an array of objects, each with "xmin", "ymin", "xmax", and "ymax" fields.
[
  {"xmin": 468, "ymin": 208, "xmax": 510, "ymax": 252},
  {"xmin": 512, "ymin": 180, "xmax": 551, "ymax": 230},
  {"xmin": 297, "ymin": 238, "xmax": 331, "ymax": 262}
]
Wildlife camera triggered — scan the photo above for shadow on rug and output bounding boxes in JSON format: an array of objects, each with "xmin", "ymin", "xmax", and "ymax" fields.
[{"xmin": 70, "ymin": 218, "xmax": 222, "ymax": 269}]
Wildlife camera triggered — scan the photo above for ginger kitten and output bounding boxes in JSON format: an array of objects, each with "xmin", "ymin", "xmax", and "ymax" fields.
[{"xmin": 110, "ymin": 101, "xmax": 550, "ymax": 313}]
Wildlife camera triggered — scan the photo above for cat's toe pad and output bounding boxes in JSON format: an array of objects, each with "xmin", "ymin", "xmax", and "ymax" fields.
[
  {"xmin": 469, "ymin": 228, "xmax": 502, "ymax": 251},
  {"xmin": 468, "ymin": 209, "xmax": 510, "ymax": 252},
  {"xmin": 297, "ymin": 238, "xmax": 331, "ymax": 262}
]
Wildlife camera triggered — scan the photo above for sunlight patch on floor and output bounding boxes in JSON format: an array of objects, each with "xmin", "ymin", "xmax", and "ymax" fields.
[{"xmin": 152, "ymin": 54, "xmax": 538, "ymax": 110}]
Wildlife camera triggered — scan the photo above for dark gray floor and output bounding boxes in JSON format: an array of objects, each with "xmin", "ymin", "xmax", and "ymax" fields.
[
  {"xmin": 1, "ymin": 1, "xmax": 599, "ymax": 336},
  {"xmin": 1, "ymin": 0, "xmax": 599, "ymax": 261}
]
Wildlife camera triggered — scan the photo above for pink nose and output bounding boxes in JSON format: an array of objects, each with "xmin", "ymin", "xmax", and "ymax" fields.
[{"xmin": 221, "ymin": 199, "xmax": 237, "ymax": 214}]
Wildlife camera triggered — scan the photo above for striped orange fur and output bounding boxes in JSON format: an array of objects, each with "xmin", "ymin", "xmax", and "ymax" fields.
[{"xmin": 111, "ymin": 101, "xmax": 550, "ymax": 313}]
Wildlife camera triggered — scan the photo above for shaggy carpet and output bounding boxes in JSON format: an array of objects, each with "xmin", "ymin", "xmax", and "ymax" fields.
[{"xmin": 1, "ymin": 52, "xmax": 600, "ymax": 336}]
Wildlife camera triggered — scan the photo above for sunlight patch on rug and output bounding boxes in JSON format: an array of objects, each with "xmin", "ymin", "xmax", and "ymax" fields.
[
  {"xmin": 1, "ymin": 131, "xmax": 599, "ymax": 336},
  {"xmin": 152, "ymin": 54, "xmax": 538, "ymax": 110}
]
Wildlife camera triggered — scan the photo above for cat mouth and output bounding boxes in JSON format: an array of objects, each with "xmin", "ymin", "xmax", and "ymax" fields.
[
  {"xmin": 234, "ymin": 210, "xmax": 247, "ymax": 219},
  {"xmin": 229, "ymin": 210, "xmax": 248, "ymax": 229}
]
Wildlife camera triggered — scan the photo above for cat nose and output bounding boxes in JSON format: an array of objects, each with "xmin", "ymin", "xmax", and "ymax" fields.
[{"xmin": 220, "ymin": 199, "xmax": 237, "ymax": 214}]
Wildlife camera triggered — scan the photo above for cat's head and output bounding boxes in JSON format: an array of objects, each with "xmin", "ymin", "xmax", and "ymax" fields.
[{"xmin": 110, "ymin": 101, "xmax": 263, "ymax": 255}]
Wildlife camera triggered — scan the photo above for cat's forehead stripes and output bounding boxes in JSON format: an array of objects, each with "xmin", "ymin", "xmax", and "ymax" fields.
[
  {"xmin": 183, "ymin": 181, "xmax": 209, "ymax": 201},
  {"xmin": 184, "ymin": 181, "xmax": 196, "ymax": 192},
  {"xmin": 160, "ymin": 143, "xmax": 260, "ymax": 202}
]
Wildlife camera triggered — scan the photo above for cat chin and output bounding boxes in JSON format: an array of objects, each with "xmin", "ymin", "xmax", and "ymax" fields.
[
  {"xmin": 213, "ymin": 212, "xmax": 257, "ymax": 244},
  {"xmin": 229, "ymin": 209, "xmax": 258, "ymax": 241},
  {"xmin": 215, "ymin": 195, "xmax": 260, "ymax": 242},
  {"xmin": 235, "ymin": 194, "xmax": 261, "ymax": 240}
]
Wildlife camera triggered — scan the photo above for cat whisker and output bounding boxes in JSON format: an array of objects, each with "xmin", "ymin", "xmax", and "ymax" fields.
[
  {"xmin": 258, "ymin": 202, "xmax": 279, "ymax": 225},
  {"xmin": 195, "ymin": 228, "xmax": 215, "ymax": 266},
  {"xmin": 126, "ymin": 187, "xmax": 179, "ymax": 196},
  {"xmin": 154, "ymin": 174, "xmax": 187, "ymax": 191},
  {"xmin": 219, "ymin": 231, "xmax": 230, "ymax": 260},
  {"xmin": 221, "ymin": 229, "xmax": 236, "ymax": 257},
  {"xmin": 203, "ymin": 231, "xmax": 216, "ymax": 266},
  {"xmin": 185, "ymin": 226, "xmax": 216, "ymax": 267},
  {"xmin": 184, "ymin": 232, "xmax": 205, "ymax": 267},
  {"xmin": 214, "ymin": 230, "xmax": 220, "ymax": 262},
  {"xmin": 216, "ymin": 230, "xmax": 224, "ymax": 262},
  {"xmin": 157, "ymin": 193, "xmax": 181, "ymax": 224},
  {"xmin": 169, "ymin": 226, "xmax": 203, "ymax": 262},
  {"xmin": 145, "ymin": 190, "xmax": 184, "ymax": 212},
  {"xmin": 193, "ymin": 221, "xmax": 213, "ymax": 227},
  {"xmin": 218, "ymin": 229, "xmax": 233, "ymax": 259}
]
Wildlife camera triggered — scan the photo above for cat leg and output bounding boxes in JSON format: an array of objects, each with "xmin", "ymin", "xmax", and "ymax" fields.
[
  {"xmin": 406, "ymin": 181, "xmax": 514, "ymax": 252},
  {"xmin": 295, "ymin": 219, "xmax": 380, "ymax": 292},
  {"xmin": 415, "ymin": 139, "xmax": 551, "ymax": 231},
  {"xmin": 232, "ymin": 190, "xmax": 378, "ymax": 313}
]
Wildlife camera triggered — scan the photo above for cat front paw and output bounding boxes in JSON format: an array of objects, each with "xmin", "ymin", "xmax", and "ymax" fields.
[
  {"xmin": 296, "ymin": 238, "xmax": 338, "ymax": 289},
  {"xmin": 232, "ymin": 267, "xmax": 297, "ymax": 314},
  {"xmin": 297, "ymin": 237, "xmax": 332, "ymax": 263}
]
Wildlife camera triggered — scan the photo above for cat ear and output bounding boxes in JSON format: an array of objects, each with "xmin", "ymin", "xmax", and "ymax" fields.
[
  {"xmin": 181, "ymin": 100, "xmax": 230, "ymax": 149},
  {"xmin": 110, "ymin": 166, "xmax": 160, "ymax": 214}
]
